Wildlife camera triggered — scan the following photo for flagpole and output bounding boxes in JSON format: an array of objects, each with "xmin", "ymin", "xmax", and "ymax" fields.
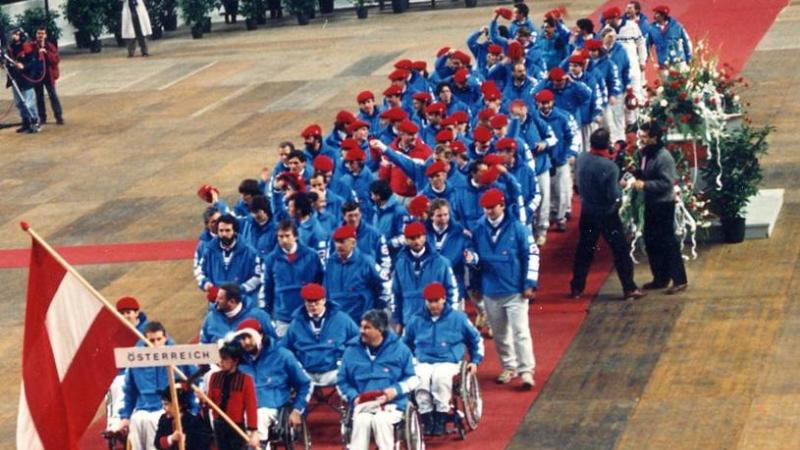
[
  {"xmin": 167, "ymin": 367, "xmax": 186, "ymax": 450},
  {"xmin": 19, "ymin": 221, "xmax": 253, "ymax": 443}
]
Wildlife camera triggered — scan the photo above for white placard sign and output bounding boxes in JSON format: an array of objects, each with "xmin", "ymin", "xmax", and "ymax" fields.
[{"xmin": 115, "ymin": 344, "xmax": 219, "ymax": 368}]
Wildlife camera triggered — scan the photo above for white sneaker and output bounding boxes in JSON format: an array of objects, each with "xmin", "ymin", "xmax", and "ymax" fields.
[
  {"xmin": 496, "ymin": 369, "xmax": 518, "ymax": 384},
  {"xmin": 521, "ymin": 372, "xmax": 535, "ymax": 390}
]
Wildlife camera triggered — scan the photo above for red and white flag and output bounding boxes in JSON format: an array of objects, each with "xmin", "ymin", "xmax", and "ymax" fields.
[{"xmin": 17, "ymin": 237, "xmax": 139, "ymax": 450}]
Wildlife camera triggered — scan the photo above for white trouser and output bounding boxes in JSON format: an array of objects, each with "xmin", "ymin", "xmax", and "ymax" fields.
[
  {"xmin": 128, "ymin": 409, "xmax": 163, "ymax": 450},
  {"xmin": 350, "ymin": 405, "xmax": 403, "ymax": 450},
  {"xmin": 414, "ymin": 362, "xmax": 461, "ymax": 414},
  {"xmin": 107, "ymin": 374, "xmax": 126, "ymax": 430},
  {"xmin": 483, "ymin": 294, "xmax": 535, "ymax": 374},
  {"xmin": 604, "ymin": 96, "xmax": 626, "ymax": 143},
  {"xmin": 550, "ymin": 164, "xmax": 571, "ymax": 223},
  {"xmin": 309, "ymin": 369, "xmax": 338, "ymax": 388},
  {"xmin": 257, "ymin": 407, "xmax": 280, "ymax": 441},
  {"xmin": 627, "ymin": 64, "xmax": 645, "ymax": 125},
  {"xmin": 274, "ymin": 320, "xmax": 290, "ymax": 338},
  {"xmin": 579, "ymin": 124, "xmax": 592, "ymax": 158},
  {"xmin": 535, "ymin": 171, "xmax": 551, "ymax": 236}
]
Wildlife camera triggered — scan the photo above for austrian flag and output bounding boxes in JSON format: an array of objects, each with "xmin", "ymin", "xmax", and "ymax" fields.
[{"xmin": 17, "ymin": 234, "xmax": 139, "ymax": 450}]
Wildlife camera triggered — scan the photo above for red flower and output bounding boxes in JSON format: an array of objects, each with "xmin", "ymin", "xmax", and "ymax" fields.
[
  {"xmin": 666, "ymin": 117, "xmax": 674, "ymax": 124},
  {"xmin": 679, "ymin": 115, "xmax": 689, "ymax": 124},
  {"xmin": 678, "ymin": 92, "xmax": 687, "ymax": 100},
  {"xmin": 694, "ymin": 97, "xmax": 701, "ymax": 104},
  {"xmin": 669, "ymin": 70, "xmax": 680, "ymax": 77},
  {"xmin": 670, "ymin": 81, "xmax": 681, "ymax": 89}
]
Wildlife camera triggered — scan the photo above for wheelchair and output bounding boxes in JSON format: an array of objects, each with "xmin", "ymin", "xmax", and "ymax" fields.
[
  {"xmin": 340, "ymin": 396, "xmax": 425, "ymax": 450},
  {"xmin": 413, "ymin": 360, "xmax": 482, "ymax": 440},
  {"xmin": 263, "ymin": 403, "xmax": 311, "ymax": 450}
]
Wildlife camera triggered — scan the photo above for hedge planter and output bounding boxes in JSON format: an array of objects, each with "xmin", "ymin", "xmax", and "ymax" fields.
[
  {"xmin": 191, "ymin": 24, "xmax": 204, "ymax": 38},
  {"xmin": 721, "ymin": 216, "xmax": 746, "ymax": 243},
  {"xmin": 391, "ymin": 0, "xmax": 404, "ymax": 13},
  {"xmin": 356, "ymin": 6, "xmax": 368, "ymax": 19},
  {"xmin": 245, "ymin": 18, "xmax": 258, "ymax": 29},
  {"xmin": 89, "ymin": 38, "xmax": 102, "ymax": 53},
  {"xmin": 164, "ymin": 14, "xmax": 178, "ymax": 31},
  {"xmin": 319, "ymin": 0, "xmax": 334, "ymax": 13},
  {"xmin": 296, "ymin": 11, "xmax": 310, "ymax": 25},
  {"xmin": 202, "ymin": 17, "xmax": 212, "ymax": 32},
  {"xmin": 464, "ymin": 0, "xmax": 477, "ymax": 7},
  {"xmin": 74, "ymin": 30, "xmax": 92, "ymax": 48}
]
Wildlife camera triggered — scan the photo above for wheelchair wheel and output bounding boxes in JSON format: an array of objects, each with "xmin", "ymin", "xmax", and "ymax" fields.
[
  {"xmin": 400, "ymin": 402, "xmax": 425, "ymax": 450},
  {"xmin": 340, "ymin": 404, "xmax": 353, "ymax": 449},
  {"xmin": 459, "ymin": 362, "xmax": 482, "ymax": 431},
  {"xmin": 280, "ymin": 407, "xmax": 312, "ymax": 449}
]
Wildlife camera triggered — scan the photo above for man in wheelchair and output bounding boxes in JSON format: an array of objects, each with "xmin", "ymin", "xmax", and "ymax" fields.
[
  {"xmin": 402, "ymin": 282, "xmax": 484, "ymax": 436},
  {"xmin": 283, "ymin": 283, "xmax": 360, "ymax": 388},
  {"xmin": 231, "ymin": 319, "xmax": 312, "ymax": 446},
  {"xmin": 337, "ymin": 309, "xmax": 420, "ymax": 450}
]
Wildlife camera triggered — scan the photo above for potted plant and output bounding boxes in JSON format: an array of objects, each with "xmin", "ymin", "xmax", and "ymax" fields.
[
  {"xmin": 464, "ymin": 0, "xmax": 477, "ymax": 7},
  {"xmin": 701, "ymin": 125, "xmax": 772, "ymax": 243},
  {"xmin": 101, "ymin": 0, "xmax": 125, "ymax": 46},
  {"xmin": 15, "ymin": 7, "xmax": 63, "ymax": 45},
  {"xmin": 163, "ymin": 0, "xmax": 179, "ymax": 30},
  {"xmin": 64, "ymin": 0, "xmax": 106, "ymax": 52},
  {"xmin": 283, "ymin": 0, "xmax": 314, "ymax": 25},
  {"xmin": 353, "ymin": 0, "xmax": 368, "ymax": 19},
  {"xmin": 240, "ymin": 0, "xmax": 262, "ymax": 29},
  {"xmin": 179, "ymin": 0, "xmax": 211, "ymax": 38},
  {"xmin": 391, "ymin": 0, "xmax": 406, "ymax": 14},
  {"xmin": 318, "ymin": 0, "xmax": 334, "ymax": 14},
  {"xmin": 145, "ymin": 0, "xmax": 165, "ymax": 39}
]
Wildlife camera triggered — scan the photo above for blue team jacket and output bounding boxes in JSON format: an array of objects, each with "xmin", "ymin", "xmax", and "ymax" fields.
[
  {"xmin": 469, "ymin": 214, "xmax": 539, "ymax": 295},
  {"xmin": 240, "ymin": 340, "xmax": 312, "ymax": 412},
  {"xmin": 391, "ymin": 243, "xmax": 459, "ymax": 326},
  {"xmin": 282, "ymin": 303, "xmax": 360, "ymax": 374},
  {"xmin": 261, "ymin": 243, "xmax": 324, "ymax": 323},
  {"xmin": 323, "ymin": 248, "xmax": 389, "ymax": 324},
  {"xmin": 402, "ymin": 303, "xmax": 484, "ymax": 365},
  {"xmin": 199, "ymin": 303, "xmax": 276, "ymax": 344}
]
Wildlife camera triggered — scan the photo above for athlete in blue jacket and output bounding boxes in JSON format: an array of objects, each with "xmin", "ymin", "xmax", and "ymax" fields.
[
  {"xmin": 340, "ymin": 202, "xmax": 392, "ymax": 278},
  {"xmin": 369, "ymin": 181, "xmax": 409, "ymax": 255},
  {"xmin": 337, "ymin": 310, "xmax": 420, "ymax": 450},
  {"xmin": 282, "ymin": 283, "xmax": 360, "ymax": 387},
  {"xmin": 649, "ymin": 5, "xmax": 692, "ymax": 66},
  {"xmin": 199, "ymin": 283, "xmax": 277, "ymax": 345},
  {"xmin": 261, "ymin": 221, "xmax": 324, "ymax": 334},
  {"xmin": 391, "ymin": 222, "xmax": 459, "ymax": 327},
  {"xmin": 426, "ymin": 198, "xmax": 472, "ymax": 300},
  {"xmin": 402, "ymin": 282, "xmax": 484, "ymax": 435},
  {"xmin": 238, "ymin": 195, "xmax": 277, "ymax": 257}
]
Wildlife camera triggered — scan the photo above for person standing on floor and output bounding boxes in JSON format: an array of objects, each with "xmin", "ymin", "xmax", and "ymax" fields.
[
  {"xmin": 122, "ymin": 0, "xmax": 152, "ymax": 57},
  {"xmin": 570, "ymin": 128, "xmax": 645, "ymax": 300},
  {"xmin": 33, "ymin": 26, "xmax": 63, "ymax": 126},
  {"xmin": 631, "ymin": 122, "xmax": 688, "ymax": 294}
]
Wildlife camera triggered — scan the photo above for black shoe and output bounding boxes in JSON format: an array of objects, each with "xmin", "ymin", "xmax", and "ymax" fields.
[
  {"xmin": 642, "ymin": 280, "xmax": 669, "ymax": 290},
  {"xmin": 420, "ymin": 413, "xmax": 433, "ymax": 436},
  {"xmin": 666, "ymin": 283, "xmax": 688, "ymax": 295},
  {"xmin": 56, "ymin": 117, "xmax": 64, "ymax": 125},
  {"xmin": 16, "ymin": 119, "xmax": 30, "ymax": 133},
  {"xmin": 431, "ymin": 412, "xmax": 446, "ymax": 436},
  {"xmin": 623, "ymin": 289, "xmax": 647, "ymax": 300},
  {"xmin": 569, "ymin": 288, "xmax": 583, "ymax": 299}
]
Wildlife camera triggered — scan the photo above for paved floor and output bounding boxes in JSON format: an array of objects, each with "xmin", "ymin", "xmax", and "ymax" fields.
[{"xmin": 1, "ymin": 1, "xmax": 799, "ymax": 448}]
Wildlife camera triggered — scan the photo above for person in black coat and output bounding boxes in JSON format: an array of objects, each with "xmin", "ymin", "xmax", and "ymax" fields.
[
  {"xmin": 5, "ymin": 27, "xmax": 43, "ymax": 133},
  {"xmin": 570, "ymin": 128, "xmax": 645, "ymax": 300},
  {"xmin": 631, "ymin": 122, "xmax": 688, "ymax": 294},
  {"xmin": 154, "ymin": 387, "xmax": 214, "ymax": 450}
]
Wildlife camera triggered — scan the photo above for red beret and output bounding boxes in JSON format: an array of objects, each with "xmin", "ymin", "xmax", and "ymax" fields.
[
  {"xmin": 495, "ymin": 7, "xmax": 513, "ymax": 20},
  {"xmin": 535, "ymin": 89, "xmax": 555, "ymax": 103},
  {"xmin": 496, "ymin": 137, "xmax": 517, "ymax": 152},
  {"xmin": 451, "ymin": 141, "xmax": 466, "ymax": 155},
  {"xmin": 388, "ymin": 68, "xmax": 410, "ymax": 81},
  {"xmin": 478, "ymin": 166, "xmax": 500, "ymax": 185},
  {"xmin": 603, "ymin": 6, "xmax": 622, "ymax": 20},
  {"xmin": 356, "ymin": 90, "xmax": 374, "ymax": 103},
  {"xmin": 473, "ymin": 126, "xmax": 493, "ymax": 143},
  {"xmin": 568, "ymin": 54, "xmax": 587, "ymax": 65},
  {"xmin": 510, "ymin": 99, "xmax": 527, "ymax": 110},
  {"xmin": 478, "ymin": 109, "xmax": 495, "ymax": 122},
  {"xmin": 484, "ymin": 153, "xmax": 506, "ymax": 166},
  {"xmin": 206, "ymin": 285, "xmax": 219, "ymax": 302},
  {"xmin": 488, "ymin": 44, "xmax": 503, "ymax": 55},
  {"xmin": 237, "ymin": 318, "xmax": 262, "ymax": 333},
  {"xmin": 507, "ymin": 41, "xmax": 523, "ymax": 60},
  {"xmin": 341, "ymin": 138, "xmax": 360, "ymax": 151},
  {"xmin": 301, "ymin": 124, "xmax": 323, "ymax": 138},
  {"xmin": 480, "ymin": 80, "xmax": 499, "ymax": 94},
  {"xmin": 425, "ymin": 102, "xmax": 446, "ymax": 115},
  {"xmin": 347, "ymin": 120, "xmax": 370, "ymax": 134},
  {"xmin": 479, "ymin": 187, "xmax": 505, "ymax": 208},
  {"xmin": 426, "ymin": 160, "xmax": 448, "ymax": 177},
  {"xmin": 483, "ymin": 89, "xmax": 501, "ymax": 102},
  {"xmin": 383, "ymin": 85, "xmax": 404, "ymax": 97},
  {"xmin": 440, "ymin": 116, "xmax": 457, "ymax": 128},
  {"xmin": 436, "ymin": 46, "xmax": 451, "ymax": 58},
  {"xmin": 412, "ymin": 60, "xmax": 427, "ymax": 72},
  {"xmin": 412, "ymin": 91, "xmax": 433, "ymax": 103},
  {"xmin": 453, "ymin": 68, "xmax": 470, "ymax": 84},
  {"xmin": 398, "ymin": 120, "xmax": 419, "ymax": 135},
  {"xmin": 585, "ymin": 39, "xmax": 603, "ymax": 51},
  {"xmin": 332, "ymin": 225, "xmax": 357, "ymax": 240},
  {"xmin": 300, "ymin": 283, "xmax": 326, "ymax": 301},
  {"xmin": 435, "ymin": 129, "xmax": 454, "ymax": 143},
  {"xmin": 394, "ymin": 59, "xmax": 413, "ymax": 70},
  {"xmin": 116, "ymin": 296, "xmax": 140, "ymax": 312},
  {"xmin": 653, "ymin": 5, "xmax": 670, "ymax": 15},
  {"xmin": 343, "ymin": 148, "xmax": 366, "ymax": 162},
  {"xmin": 380, "ymin": 107, "xmax": 408, "ymax": 122},
  {"xmin": 549, "ymin": 67, "xmax": 567, "ymax": 81},
  {"xmin": 489, "ymin": 114, "xmax": 508, "ymax": 129},
  {"xmin": 578, "ymin": 48, "xmax": 590, "ymax": 60},
  {"xmin": 452, "ymin": 50, "xmax": 471, "ymax": 66},
  {"xmin": 423, "ymin": 282, "xmax": 447, "ymax": 301},
  {"xmin": 196, "ymin": 184, "xmax": 219, "ymax": 203},
  {"xmin": 450, "ymin": 110, "xmax": 469, "ymax": 124},
  {"xmin": 277, "ymin": 172, "xmax": 306, "ymax": 192},
  {"xmin": 313, "ymin": 155, "xmax": 334, "ymax": 172},
  {"xmin": 404, "ymin": 221, "xmax": 427, "ymax": 238},
  {"xmin": 409, "ymin": 145, "xmax": 430, "ymax": 160},
  {"xmin": 408, "ymin": 195, "xmax": 430, "ymax": 217},
  {"xmin": 336, "ymin": 110, "xmax": 356, "ymax": 125}
]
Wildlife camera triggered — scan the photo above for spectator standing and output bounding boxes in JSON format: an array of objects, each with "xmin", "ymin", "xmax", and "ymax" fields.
[
  {"xmin": 32, "ymin": 26, "xmax": 63, "ymax": 125},
  {"xmin": 122, "ymin": 0, "xmax": 152, "ymax": 57}
]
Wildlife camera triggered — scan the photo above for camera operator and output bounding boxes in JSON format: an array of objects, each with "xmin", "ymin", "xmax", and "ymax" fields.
[
  {"xmin": 33, "ymin": 26, "xmax": 63, "ymax": 126},
  {"xmin": 5, "ymin": 27, "xmax": 43, "ymax": 133}
]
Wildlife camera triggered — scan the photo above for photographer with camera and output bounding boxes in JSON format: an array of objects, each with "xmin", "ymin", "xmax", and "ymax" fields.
[{"xmin": 4, "ymin": 27, "xmax": 43, "ymax": 133}]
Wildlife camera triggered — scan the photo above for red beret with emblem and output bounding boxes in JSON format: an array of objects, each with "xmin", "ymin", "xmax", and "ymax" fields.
[
  {"xmin": 423, "ymin": 282, "xmax": 447, "ymax": 301},
  {"xmin": 479, "ymin": 187, "xmax": 505, "ymax": 208}
]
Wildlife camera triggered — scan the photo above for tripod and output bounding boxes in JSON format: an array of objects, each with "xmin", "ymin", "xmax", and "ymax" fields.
[{"xmin": 1, "ymin": 48, "xmax": 40, "ymax": 132}]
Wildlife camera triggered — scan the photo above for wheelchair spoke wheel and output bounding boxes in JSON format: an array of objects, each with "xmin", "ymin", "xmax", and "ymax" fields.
[
  {"xmin": 462, "ymin": 370, "xmax": 482, "ymax": 430},
  {"xmin": 402, "ymin": 403, "xmax": 425, "ymax": 450}
]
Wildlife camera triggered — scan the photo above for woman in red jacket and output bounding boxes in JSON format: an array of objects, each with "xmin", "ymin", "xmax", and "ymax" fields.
[{"xmin": 206, "ymin": 342, "xmax": 260, "ymax": 450}]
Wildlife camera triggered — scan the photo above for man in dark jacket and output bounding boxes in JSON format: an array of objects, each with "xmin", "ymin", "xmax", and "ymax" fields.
[
  {"xmin": 33, "ymin": 26, "xmax": 63, "ymax": 125},
  {"xmin": 570, "ymin": 129, "xmax": 645, "ymax": 300},
  {"xmin": 633, "ymin": 122, "xmax": 688, "ymax": 294},
  {"xmin": 5, "ymin": 27, "xmax": 43, "ymax": 133}
]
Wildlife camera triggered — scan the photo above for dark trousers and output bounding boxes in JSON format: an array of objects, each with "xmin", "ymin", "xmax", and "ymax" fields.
[
  {"xmin": 644, "ymin": 201, "xmax": 688, "ymax": 285},
  {"xmin": 571, "ymin": 210, "xmax": 638, "ymax": 293},
  {"xmin": 213, "ymin": 419, "xmax": 248, "ymax": 450},
  {"xmin": 34, "ymin": 81, "xmax": 62, "ymax": 123},
  {"xmin": 127, "ymin": 11, "xmax": 149, "ymax": 56}
]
